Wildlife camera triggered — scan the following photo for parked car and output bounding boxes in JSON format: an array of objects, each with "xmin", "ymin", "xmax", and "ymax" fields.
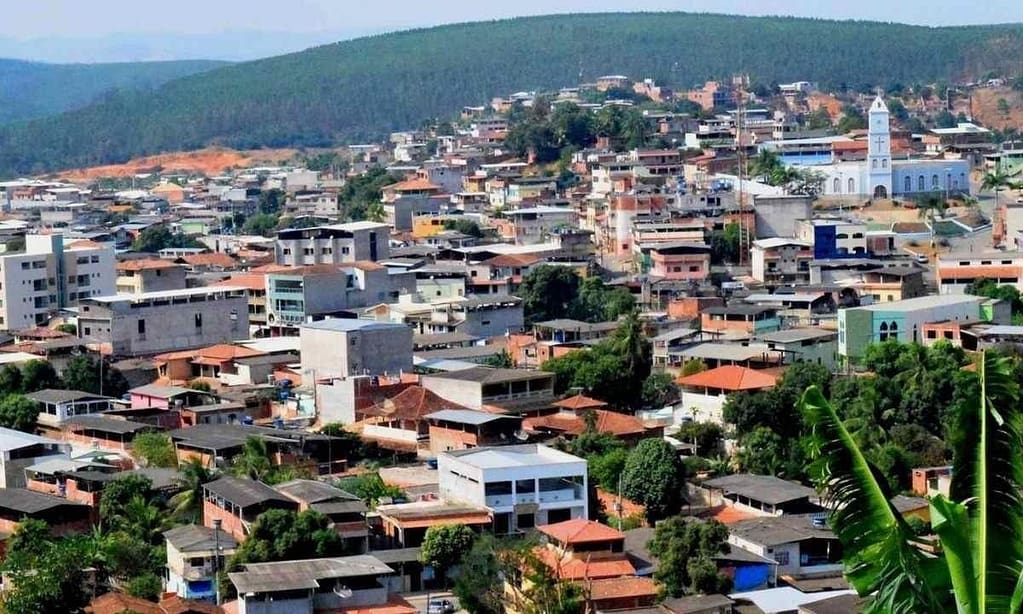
[{"xmin": 428, "ymin": 599, "xmax": 455, "ymax": 614}]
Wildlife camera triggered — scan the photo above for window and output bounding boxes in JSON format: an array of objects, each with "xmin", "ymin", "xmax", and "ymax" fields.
[
  {"xmin": 137, "ymin": 320, "xmax": 145, "ymax": 334},
  {"xmin": 90, "ymin": 255, "xmax": 99, "ymax": 263},
  {"xmin": 282, "ymin": 248, "xmax": 291, "ymax": 255},
  {"xmin": 932, "ymin": 175, "xmax": 940, "ymax": 189},
  {"xmin": 194, "ymin": 313, "xmax": 203, "ymax": 328},
  {"xmin": 926, "ymin": 329, "xmax": 937, "ymax": 339},
  {"xmin": 904, "ymin": 176, "xmax": 912, "ymax": 192},
  {"xmin": 833, "ymin": 177, "xmax": 841, "ymax": 193},
  {"xmin": 882, "ymin": 159, "xmax": 888, "ymax": 169},
  {"xmin": 689, "ymin": 265, "xmax": 700, "ymax": 272},
  {"xmin": 83, "ymin": 327, "xmax": 91, "ymax": 335},
  {"xmin": 773, "ymin": 551, "xmax": 790, "ymax": 565},
  {"xmin": 879, "ymin": 321, "xmax": 889, "ymax": 341},
  {"xmin": 872, "ymin": 159, "xmax": 878, "ymax": 169},
  {"xmin": 848, "ymin": 177, "xmax": 855, "ymax": 193}
]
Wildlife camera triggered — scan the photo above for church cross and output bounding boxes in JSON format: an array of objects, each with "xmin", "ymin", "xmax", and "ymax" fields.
[{"xmin": 874, "ymin": 136, "xmax": 885, "ymax": 149}]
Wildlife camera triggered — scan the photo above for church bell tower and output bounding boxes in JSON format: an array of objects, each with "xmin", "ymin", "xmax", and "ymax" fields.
[{"xmin": 867, "ymin": 94, "xmax": 893, "ymax": 199}]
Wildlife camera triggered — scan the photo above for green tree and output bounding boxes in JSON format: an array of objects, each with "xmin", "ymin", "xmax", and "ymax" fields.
[
  {"xmin": 125, "ymin": 573, "xmax": 163, "ymax": 600},
  {"xmin": 621, "ymin": 438, "xmax": 686, "ymax": 522},
  {"xmin": 680, "ymin": 359, "xmax": 707, "ymax": 377},
  {"xmin": 981, "ymin": 166, "xmax": 1017, "ymax": 218},
  {"xmin": 520, "ymin": 265, "xmax": 580, "ymax": 324},
  {"xmin": 420, "ymin": 524, "xmax": 477, "ymax": 583},
  {"xmin": 5, "ymin": 518, "xmax": 50, "ymax": 564},
  {"xmin": 709, "ymin": 223, "xmax": 741, "ymax": 265},
  {"xmin": 453, "ymin": 534, "xmax": 508, "ymax": 614},
  {"xmin": 132, "ymin": 225, "xmax": 202, "ymax": 252},
  {"xmin": 337, "ymin": 167, "xmax": 400, "ymax": 221},
  {"xmin": 642, "ymin": 371, "xmax": 677, "ymax": 408},
  {"xmin": 337, "ymin": 472, "xmax": 403, "ymax": 507},
  {"xmin": 258, "ymin": 188, "xmax": 284, "ymax": 215},
  {"xmin": 230, "ymin": 508, "xmax": 345, "ymax": 569},
  {"xmin": 483, "ymin": 350, "xmax": 514, "ymax": 368},
  {"xmin": 570, "ymin": 277, "xmax": 635, "ymax": 323},
  {"xmin": 675, "ymin": 422, "xmax": 724, "ymax": 458},
  {"xmin": 99, "ymin": 473, "xmax": 154, "ymax": 530},
  {"xmin": 61, "ymin": 355, "xmax": 129, "ymax": 397},
  {"xmin": 0, "ymin": 364, "xmax": 23, "ymax": 395},
  {"xmin": 20, "ymin": 359, "xmax": 59, "ymax": 392},
  {"xmin": 800, "ymin": 351, "xmax": 1023, "ymax": 613},
  {"xmin": 837, "ymin": 104, "xmax": 867, "ymax": 133},
  {"xmin": 443, "ymin": 218, "xmax": 485, "ymax": 238},
  {"xmin": 588, "ymin": 448, "xmax": 628, "ymax": 492},
  {"xmin": 131, "ymin": 432, "xmax": 178, "ymax": 468},
  {"xmin": 647, "ymin": 516, "xmax": 732, "ymax": 597},
  {"xmin": 231, "ymin": 436, "xmax": 273, "ymax": 481},
  {"xmin": 2, "ymin": 536, "xmax": 94, "ymax": 614},
  {"xmin": 170, "ymin": 458, "xmax": 218, "ymax": 522},
  {"xmin": 805, "ymin": 107, "xmax": 833, "ymax": 129},
  {"xmin": 242, "ymin": 213, "xmax": 281, "ymax": 237},
  {"xmin": 0, "ymin": 394, "xmax": 40, "ymax": 432}
]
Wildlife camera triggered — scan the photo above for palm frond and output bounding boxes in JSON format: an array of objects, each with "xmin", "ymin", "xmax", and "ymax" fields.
[
  {"xmin": 973, "ymin": 352, "xmax": 1023, "ymax": 612},
  {"xmin": 800, "ymin": 386, "xmax": 950, "ymax": 613}
]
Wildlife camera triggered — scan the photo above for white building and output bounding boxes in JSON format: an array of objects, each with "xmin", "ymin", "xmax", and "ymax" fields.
[
  {"xmin": 275, "ymin": 222, "xmax": 390, "ymax": 266},
  {"xmin": 0, "ymin": 234, "xmax": 115, "ymax": 331},
  {"xmin": 803, "ymin": 96, "xmax": 970, "ymax": 200},
  {"xmin": 438, "ymin": 444, "xmax": 587, "ymax": 532}
]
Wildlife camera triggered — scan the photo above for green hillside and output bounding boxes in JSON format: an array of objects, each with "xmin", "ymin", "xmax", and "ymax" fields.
[
  {"xmin": 2, "ymin": 12, "xmax": 1022, "ymax": 177},
  {"xmin": 0, "ymin": 58, "xmax": 228, "ymax": 125}
]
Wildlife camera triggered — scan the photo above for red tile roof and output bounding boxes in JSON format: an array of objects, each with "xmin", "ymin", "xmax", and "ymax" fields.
[
  {"xmin": 538, "ymin": 519, "xmax": 624, "ymax": 545},
  {"xmin": 117, "ymin": 258, "xmax": 180, "ymax": 272},
  {"xmin": 385, "ymin": 178, "xmax": 441, "ymax": 192},
  {"xmin": 553, "ymin": 394, "xmax": 607, "ymax": 410},
  {"xmin": 483, "ymin": 253, "xmax": 541, "ymax": 267},
  {"xmin": 14, "ymin": 326, "xmax": 72, "ymax": 340},
  {"xmin": 677, "ymin": 365, "xmax": 778, "ymax": 391},
  {"xmin": 535, "ymin": 548, "xmax": 636, "ymax": 580},
  {"xmin": 361, "ymin": 385, "xmax": 467, "ymax": 421},
  {"xmin": 156, "ymin": 343, "xmax": 265, "ymax": 363},
  {"xmin": 524, "ymin": 410, "xmax": 646, "ymax": 438},
  {"xmin": 178, "ymin": 252, "xmax": 237, "ymax": 268},
  {"xmin": 587, "ymin": 577, "xmax": 658, "ymax": 601},
  {"xmin": 211, "ymin": 273, "xmax": 266, "ymax": 292}
]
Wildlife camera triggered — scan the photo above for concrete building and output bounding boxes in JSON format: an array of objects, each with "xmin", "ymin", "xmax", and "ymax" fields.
[
  {"xmin": 751, "ymin": 238, "xmax": 814, "ymax": 284},
  {"xmin": 796, "ymin": 219, "xmax": 896, "ymax": 259},
  {"xmin": 426, "ymin": 295, "xmax": 524, "ymax": 337},
  {"xmin": 26, "ymin": 389, "xmax": 115, "ymax": 427},
  {"xmin": 0, "ymin": 234, "xmax": 115, "ymax": 330},
  {"xmin": 439, "ymin": 444, "xmax": 588, "ymax": 532},
  {"xmin": 754, "ymin": 329, "xmax": 839, "ymax": 369},
  {"xmin": 727, "ymin": 515, "xmax": 843, "ymax": 578},
  {"xmin": 936, "ymin": 251, "xmax": 1023, "ymax": 294},
  {"xmin": 838, "ymin": 294, "xmax": 1007, "ymax": 362},
  {"xmin": 752, "ymin": 195, "xmax": 814, "ymax": 239},
  {"xmin": 275, "ymin": 222, "xmax": 390, "ymax": 266},
  {"xmin": 115, "ymin": 258, "xmax": 187, "ymax": 294},
  {"xmin": 78, "ymin": 286, "xmax": 249, "ymax": 356},
  {"xmin": 643, "ymin": 242, "xmax": 711, "ymax": 280},
  {"xmin": 502, "ymin": 206, "xmax": 577, "ymax": 245},
  {"xmin": 420, "ymin": 367, "xmax": 555, "ymax": 411},
  {"xmin": 300, "ymin": 318, "xmax": 413, "ymax": 379},
  {"xmin": 677, "ymin": 366, "xmax": 778, "ymax": 425},
  {"xmin": 164, "ymin": 524, "xmax": 239, "ymax": 602},
  {"xmin": 0, "ymin": 428, "xmax": 71, "ymax": 489},
  {"xmin": 203, "ymin": 476, "xmax": 298, "ymax": 542},
  {"xmin": 266, "ymin": 263, "xmax": 415, "ymax": 335}
]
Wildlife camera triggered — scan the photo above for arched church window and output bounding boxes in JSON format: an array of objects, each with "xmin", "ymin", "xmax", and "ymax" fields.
[
  {"xmin": 882, "ymin": 159, "xmax": 888, "ymax": 169},
  {"xmin": 904, "ymin": 176, "xmax": 911, "ymax": 192},
  {"xmin": 872, "ymin": 159, "xmax": 878, "ymax": 169},
  {"xmin": 848, "ymin": 178, "xmax": 855, "ymax": 193},
  {"xmin": 918, "ymin": 176, "xmax": 925, "ymax": 191},
  {"xmin": 932, "ymin": 175, "xmax": 939, "ymax": 189},
  {"xmin": 889, "ymin": 321, "xmax": 899, "ymax": 338},
  {"xmin": 879, "ymin": 321, "xmax": 889, "ymax": 341},
  {"xmin": 833, "ymin": 178, "xmax": 840, "ymax": 193}
]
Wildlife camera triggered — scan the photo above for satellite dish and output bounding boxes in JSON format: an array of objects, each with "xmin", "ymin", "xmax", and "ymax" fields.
[
  {"xmin": 514, "ymin": 430, "xmax": 529, "ymax": 442},
  {"xmin": 334, "ymin": 584, "xmax": 353, "ymax": 599}
]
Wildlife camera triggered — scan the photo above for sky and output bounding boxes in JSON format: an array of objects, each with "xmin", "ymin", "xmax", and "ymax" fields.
[{"xmin": 3, "ymin": 0, "xmax": 1023, "ymax": 63}]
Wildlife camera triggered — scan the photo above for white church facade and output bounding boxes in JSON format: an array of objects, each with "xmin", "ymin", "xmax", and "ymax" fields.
[{"xmin": 807, "ymin": 96, "xmax": 970, "ymax": 200}]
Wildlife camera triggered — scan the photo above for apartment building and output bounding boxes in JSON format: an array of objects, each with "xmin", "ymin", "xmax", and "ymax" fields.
[
  {"xmin": 0, "ymin": 234, "xmax": 115, "ymax": 330},
  {"xmin": 78, "ymin": 287, "xmax": 249, "ymax": 356},
  {"xmin": 501, "ymin": 206, "xmax": 577, "ymax": 245},
  {"xmin": 751, "ymin": 238, "xmax": 814, "ymax": 284},
  {"xmin": 421, "ymin": 367, "xmax": 555, "ymax": 411},
  {"xmin": 438, "ymin": 444, "xmax": 588, "ymax": 532},
  {"xmin": 300, "ymin": 318, "xmax": 413, "ymax": 379},
  {"xmin": 275, "ymin": 222, "xmax": 390, "ymax": 266}
]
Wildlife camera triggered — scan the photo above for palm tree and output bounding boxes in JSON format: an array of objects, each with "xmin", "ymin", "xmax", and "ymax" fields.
[
  {"xmin": 800, "ymin": 351, "xmax": 1023, "ymax": 613},
  {"xmin": 916, "ymin": 192, "xmax": 948, "ymax": 247},
  {"xmin": 170, "ymin": 458, "xmax": 218, "ymax": 522},
  {"xmin": 232, "ymin": 436, "xmax": 272, "ymax": 482},
  {"xmin": 121, "ymin": 495, "xmax": 169, "ymax": 545},
  {"xmin": 981, "ymin": 166, "xmax": 1015, "ymax": 211}
]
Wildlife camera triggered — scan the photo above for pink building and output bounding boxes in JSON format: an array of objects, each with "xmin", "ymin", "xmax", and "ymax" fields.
[{"xmin": 647, "ymin": 243, "xmax": 711, "ymax": 280}]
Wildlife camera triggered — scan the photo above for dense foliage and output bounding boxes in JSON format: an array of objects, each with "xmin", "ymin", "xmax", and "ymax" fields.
[
  {"xmin": 620, "ymin": 438, "xmax": 687, "ymax": 522},
  {"xmin": 420, "ymin": 524, "xmax": 477, "ymax": 582},
  {"xmin": 0, "ymin": 58, "xmax": 225, "ymax": 125},
  {"xmin": 2, "ymin": 13, "xmax": 1021, "ymax": 176},
  {"xmin": 520, "ymin": 266, "xmax": 635, "ymax": 324},
  {"xmin": 647, "ymin": 517, "xmax": 733, "ymax": 597}
]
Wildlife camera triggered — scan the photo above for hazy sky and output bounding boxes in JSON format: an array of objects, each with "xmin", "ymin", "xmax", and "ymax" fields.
[{"xmin": 3, "ymin": 0, "xmax": 1023, "ymax": 62}]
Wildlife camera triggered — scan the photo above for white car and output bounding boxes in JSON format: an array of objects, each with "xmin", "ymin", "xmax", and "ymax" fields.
[
  {"xmin": 915, "ymin": 254, "xmax": 929, "ymax": 264},
  {"xmin": 428, "ymin": 599, "xmax": 455, "ymax": 614}
]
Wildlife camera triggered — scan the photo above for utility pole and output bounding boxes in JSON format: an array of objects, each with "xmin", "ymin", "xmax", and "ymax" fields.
[{"xmin": 213, "ymin": 518, "xmax": 222, "ymax": 606}]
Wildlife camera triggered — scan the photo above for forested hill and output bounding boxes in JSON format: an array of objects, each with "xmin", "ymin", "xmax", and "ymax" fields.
[
  {"xmin": 2, "ymin": 12, "xmax": 1023, "ymax": 177},
  {"xmin": 0, "ymin": 58, "xmax": 228, "ymax": 125}
]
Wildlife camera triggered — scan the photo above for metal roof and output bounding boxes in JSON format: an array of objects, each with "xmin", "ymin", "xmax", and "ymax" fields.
[
  {"xmin": 25, "ymin": 389, "xmax": 113, "ymax": 405},
  {"xmin": 301, "ymin": 318, "xmax": 408, "ymax": 333},
  {"xmin": 164, "ymin": 524, "xmax": 239, "ymax": 552},
  {"xmin": 229, "ymin": 555, "xmax": 393, "ymax": 594},
  {"xmin": 756, "ymin": 328, "xmax": 838, "ymax": 344},
  {"xmin": 423, "ymin": 367, "xmax": 553, "ymax": 385},
  {"xmin": 0, "ymin": 488, "xmax": 88, "ymax": 514},
  {"xmin": 203, "ymin": 477, "xmax": 295, "ymax": 508},
  {"xmin": 65, "ymin": 415, "xmax": 154, "ymax": 435},
  {"xmin": 726, "ymin": 514, "xmax": 835, "ymax": 547},
  {"xmin": 703, "ymin": 474, "xmax": 816, "ymax": 505},
  {"xmin": 426, "ymin": 409, "xmax": 514, "ymax": 426},
  {"xmin": 274, "ymin": 479, "xmax": 362, "ymax": 506},
  {"xmin": 445, "ymin": 444, "xmax": 583, "ymax": 469},
  {"xmin": 0, "ymin": 428, "xmax": 63, "ymax": 452}
]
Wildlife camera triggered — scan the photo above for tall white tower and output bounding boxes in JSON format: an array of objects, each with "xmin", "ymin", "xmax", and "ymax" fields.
[{"xmin": 867, "ymin": 95, "xmax": 893, "ymax": 199}]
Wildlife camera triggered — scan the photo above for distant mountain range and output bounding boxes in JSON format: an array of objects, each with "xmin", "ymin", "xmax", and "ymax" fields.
[
  {"xmin": 0, "ymin": 58, "xmax": 227, "ymax": 125},
  {"xmin": 1, "ymin": 12, "xmax": 1023, "ymax": 178}
]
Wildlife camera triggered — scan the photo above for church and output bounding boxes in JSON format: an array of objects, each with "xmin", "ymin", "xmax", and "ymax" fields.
[{"xmin": 806, "ymin": 96, "xmax": 970, "ymax": 200}]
